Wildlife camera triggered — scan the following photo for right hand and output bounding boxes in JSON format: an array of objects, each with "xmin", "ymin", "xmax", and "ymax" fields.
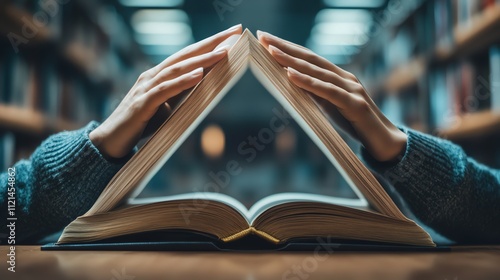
[
  {"xmin": 258, "ymin": 31, "xmax": 407, "ymax": 163},
  {"xmin": 89, "ymin": 24, "xmax": 242, "ymax": 159}
]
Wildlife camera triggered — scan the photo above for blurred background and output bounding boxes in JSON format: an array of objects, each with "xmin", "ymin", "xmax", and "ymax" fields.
[{"xmin": 0, "ymin": 0, "xmax": 499, "ymax": 207}]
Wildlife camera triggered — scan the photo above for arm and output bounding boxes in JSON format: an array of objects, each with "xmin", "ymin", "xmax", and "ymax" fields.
[
  {"xmin": 0, "ymin": 25, "xmax": 243, "ymax": 243},
  {"xmin": 361, "ymin": 128, "xmax": 500, "ymax": 243},
  {"xmin": 258, "ymin": 31, "xmax": 500, "ymax": 243},
  {"xmin": 0, "ymin": 122, "xmax": 127, "ymax": 243}
]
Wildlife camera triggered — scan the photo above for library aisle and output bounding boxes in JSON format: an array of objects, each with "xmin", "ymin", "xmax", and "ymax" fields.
[
  {"xmin": 1, "ymin": 0, "xmax": 499, "ymax": 203},
  {"xmin": 351, "ymin": 0, "xmax": 500, "ymax": 167}
]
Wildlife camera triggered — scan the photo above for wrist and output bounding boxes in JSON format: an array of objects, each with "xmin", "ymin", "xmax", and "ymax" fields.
[
  {"xmin": 388, "ymin": 130, "xmax": 408, "ymax": 162},
  {"xmin": 381, "ymin": 129, "xmax": 408, "ymax": 163},
  {"xmin": 89, "ymin": 122, "xmax": 140, "ymax": 161},
  {"xmin": 89, "ymin": 128, "xmax": 107, "ymax": 158},
  {"xmin": 366, "ymin": 128, "xmax": 407, "ymax": 163}
]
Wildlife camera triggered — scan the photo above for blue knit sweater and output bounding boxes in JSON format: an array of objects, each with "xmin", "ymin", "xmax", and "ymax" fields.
[{"xmin": 0, "ymin": 122, "xmax": 499, "ymax": 244}]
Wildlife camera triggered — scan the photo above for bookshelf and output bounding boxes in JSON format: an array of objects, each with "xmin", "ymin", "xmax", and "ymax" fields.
[
  {"xmin": 0, "ymin": 0, "xmax": 146, "ymax": 170},
  {"xmin": 358, "ymin": 0, "xmax": 500, "ymax": 167},
  {"xmin": 0, "ymin": 5, "xmax": 117, "ymax": 85},
  {"xmin": 438, "ymin": 111, "xmax": 500, "ymax": 140},
  {"xmin": 0, "ymin": 104, "xmax": 79, "ymax": 136},
  {"xmin": 383, "ymin": 56, "xmax": 426, "ymax": 93},
  {"xmin": 434, "ymin": 5, "xmax": 500, "ymax": 62},
  {"xmin": 383, "ymin": 5, "xmax": 500, "ymax": 94},
  {"xmin": 0, "ymin": 5, "xmax": 52, "ymax": 44}
]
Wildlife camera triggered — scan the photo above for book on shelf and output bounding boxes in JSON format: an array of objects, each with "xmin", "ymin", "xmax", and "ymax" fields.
[
  {"xmin": 434, "ymin": 0, "xmax": 453, "ymax": 50},
  {"xmin": 0, "ymin": 49, "xmax": 6, "ymax": 103},
  {"xmin": 428, "ymin": 57, "xmax": 494, "ymax": 129},
  {"xmin": 491, "ymin": 45, "xmax": 500, "ymax": 111},
  {"xmin": 53, "ymin": 29, "xmax": 435, "ymax": 249},
  {"xmin": 0, "ymin": 133, "xmax": 15, "ymax": 171}
]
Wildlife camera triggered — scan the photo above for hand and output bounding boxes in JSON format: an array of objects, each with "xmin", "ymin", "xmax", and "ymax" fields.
[
  {"xmin": 90, "ymin": 24, "xmax": 243, "ymax": 159},
  {"xmin": 257, "ymin": 31, "xmax": 407, "ymax": 162}
]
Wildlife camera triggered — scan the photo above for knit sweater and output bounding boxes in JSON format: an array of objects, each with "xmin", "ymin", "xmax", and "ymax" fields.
[
  {"xmin": 0, "ymin": 122, "xmax": 127, "ymax": 244},
  {"xmin": 361, "ymin": 127, "xmax": 500, "ymax": 244},
  {"xmin": 0, "ymin": 123, "xmax": 499, "ymax": 244}
]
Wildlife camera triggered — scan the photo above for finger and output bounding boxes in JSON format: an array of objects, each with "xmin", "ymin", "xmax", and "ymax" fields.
[
  {"xmin": 152, "ymin": 24, "xmax": 242, "ymax": 75},
  {"xmin": 149, "ymin": 47, "xmax": 227, "ymax": 88},
  {"xmin": 287, "ymin": 67, "xmax": 388, "ymax": 149},
  {"xmin": 268, "ymin": 45, "xmax": 353, "ymax": 91},
  {"xmin": 257, "ymin": 30, "xmax": 308, "ymax": 50},
  {"xmin": 146, "ymin": 67, "xmax": 204, "ymax": 107},
  {"xmin": 258, "ymin": 31, "xmax": 354, "ymax": 80},
  {"xmin": 287, "ymin": 67, "xmax": 350, "ymax": 110}
]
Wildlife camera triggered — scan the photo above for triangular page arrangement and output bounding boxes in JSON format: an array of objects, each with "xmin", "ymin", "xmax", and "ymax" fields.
[{"xmin": 57, "ymin": 29, "xmax": 435, "ymax": 247}]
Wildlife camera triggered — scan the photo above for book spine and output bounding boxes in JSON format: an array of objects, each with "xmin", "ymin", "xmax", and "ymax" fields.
[
  {"xmin": 491, "ymin": 46, "xmax": 500, "ymax": 111},
  {"xmin": 428, "ymin": 68, "xmax": 447, "ymax": 128},
  {"xmin": 0, "ymin": 135, "xmax": 4, "ymax": 171},
  {"xmin": 0, "ymin": 133, "xmax": 15, "ymax": 170},
  {"xmin": 0, "ymin": 49, "xmax": 6, "ymax": 103}
]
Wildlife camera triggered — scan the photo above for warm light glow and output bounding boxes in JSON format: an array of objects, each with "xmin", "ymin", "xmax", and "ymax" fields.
[
  {"xmin": 201, "ymin": 125, "xmax": 225, "ymax": 158},
  {"xmin": 275, "ymin": 128, "xmax": 296, "ymax": 155}
]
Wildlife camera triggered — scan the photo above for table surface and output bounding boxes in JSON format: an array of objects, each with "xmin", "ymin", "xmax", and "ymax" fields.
[{"xmin": 1, "ymin": 245, "xmax": 500, "ymax": 280}]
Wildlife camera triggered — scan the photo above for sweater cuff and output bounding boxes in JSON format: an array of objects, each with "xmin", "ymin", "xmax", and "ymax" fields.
[
  {"xmin": 359, "ymin": 127, "xmax": 464, "ymax": 187},
  {"xmin": 30, "ymin": 121, "xmax": 134, "ymax": 221},
  {"xmin": 52, "ymin": 121, "xmax": 133, "ymax": 170}
]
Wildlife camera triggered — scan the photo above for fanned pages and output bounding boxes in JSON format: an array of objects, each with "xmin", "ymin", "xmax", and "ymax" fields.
[{"xmin": 58, "ymin": 29, "xmax": 435, "ymax": 247}]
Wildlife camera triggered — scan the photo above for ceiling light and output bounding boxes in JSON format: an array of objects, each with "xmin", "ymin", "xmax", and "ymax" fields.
[
  {"xmin": 312, "ymin": 22, "xmax": 369, "ymax": 35},
  {"xmin": 309, "ymin": 33, "xmax": 370, "ymax": 46},
  {"xmin": 133, "ymin": 21, "xmax": 191, "ymax": 35},
  {"xmin": 132, "ymin": 9, "xmax": 189, "ymax": 25},
  {"xmin": 119, "ymin": 0, "xmax": 184, "ymax": 8},
  {"xmin": 307, "ymin": 43, "xmax": 361, "ymax": 56},
  {"xmin": 315, "ymin": 9, "xmax": 372, "ymax": 23},
  {"xmin": 135, "ymin": 33, "xmax": 193, "ymax": 46},
  {"xmin": 323, "ymin": 0, "xmax": 385, "ymax": 8}
]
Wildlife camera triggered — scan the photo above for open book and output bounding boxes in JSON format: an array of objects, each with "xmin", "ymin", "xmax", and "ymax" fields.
[{"xmin": 57, "ymin": 29, "xmax": 435, "ymax": 247}]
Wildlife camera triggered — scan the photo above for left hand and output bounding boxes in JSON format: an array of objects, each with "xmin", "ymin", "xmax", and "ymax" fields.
[{"xmin": 89, "ymin": 25, "xmax": 242, "ymax": 159}]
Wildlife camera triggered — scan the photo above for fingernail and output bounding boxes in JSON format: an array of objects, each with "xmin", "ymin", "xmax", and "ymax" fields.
[
  {"xmin": 192, "ymin": 67, "xmax": 204, "ymax": 76},
  {"xmin": 269, "ymin": 45, "xmax": 284, "ymax": 56},
  {"xmin": 257, "ymin": 30, "xmax": 272, "ymax": 40},
  {"xmin": 213, "ymin": 46, "xmax": 228, "ymax": 54},
  {"xmin": 227, "ymin": 24, "xmax": 242, "ymax": 32},
  {"xmin": 263, "ymin": 31, "xmax": 277, "ymax": 39},
  {"xmin": 287, "ymin": 67, "xmax": 299, "ymax": 76}
]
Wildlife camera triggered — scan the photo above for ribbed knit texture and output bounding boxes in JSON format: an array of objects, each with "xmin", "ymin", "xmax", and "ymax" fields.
[
  {"xmin": 0, "ymin": 122, "xmax": 129, "ymax": 243},
  {"xmin": 361, "ymin": 127, "xmax": 500, "ymax": 244}
]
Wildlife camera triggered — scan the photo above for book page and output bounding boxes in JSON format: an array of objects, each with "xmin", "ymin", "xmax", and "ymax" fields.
[
  {"xmin": 247, "ymin": 192, "xmax": 369, "ymax": 224},
  {"xmin": 129, "ymin": 192, "xmax": 250, "ymax": 219},
  {"xmin": 129, "ymin": 192, "xmax": 367, "ymax": 225}
]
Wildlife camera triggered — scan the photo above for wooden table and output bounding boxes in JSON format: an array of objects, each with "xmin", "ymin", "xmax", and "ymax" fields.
[{"xmin": 1, "ymin": 246, "xmax": 499, "ymax": 279}]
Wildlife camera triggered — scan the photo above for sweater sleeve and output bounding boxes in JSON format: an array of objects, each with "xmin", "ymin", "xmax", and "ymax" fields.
[
  {"xmin": 0, "ymin": 121, "xmax": 131, "ymax": 243},
  {"xmin": 361, "ymin": 127, "xmax": 500, "ymax": 244}
]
